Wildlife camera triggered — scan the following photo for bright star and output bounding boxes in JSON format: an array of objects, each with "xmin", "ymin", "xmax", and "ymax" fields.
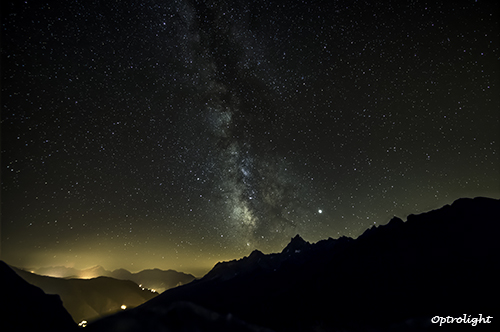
[{"xmin": 318, "ymin": 209, "xmax": 322, "ymax": 214}]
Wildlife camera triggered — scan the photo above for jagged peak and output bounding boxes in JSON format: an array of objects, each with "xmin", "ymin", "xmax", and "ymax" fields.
[
  {"xmin": 282, "ymin": 234, "xmax": 310, "ymax": 254},
  {"xmin": 389, "ymin": 216, "xmax": 404, "ymax": 224},
  {"xmin": 248, "ymin": 249, "xmax": 264, "ymax": 258}
]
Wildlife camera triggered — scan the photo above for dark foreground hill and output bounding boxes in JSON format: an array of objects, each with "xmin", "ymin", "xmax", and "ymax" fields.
[
  {"xmin": 9, "ymin": 268, "xmax": 158, "ymax": 324},
  {"xmin": 88, "ymin": 197, "xmax": 500, "ymax": 332},
  {"xmin": 0, "ymin": 261, "xmax": 77, "ymax": 332}
]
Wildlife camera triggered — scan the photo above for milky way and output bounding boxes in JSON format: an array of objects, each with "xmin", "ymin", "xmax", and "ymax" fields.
[{"xmin": 1, "ymin": 0, "xmax": 498, "ymax": 275}]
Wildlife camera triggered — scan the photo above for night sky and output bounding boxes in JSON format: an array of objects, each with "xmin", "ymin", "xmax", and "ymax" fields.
[{"xmin": 1, "ymin": 0, "xmax": 498, "ymax": 277}]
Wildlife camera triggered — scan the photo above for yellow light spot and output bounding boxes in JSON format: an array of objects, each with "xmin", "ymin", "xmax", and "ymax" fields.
[
  {"xmin": 121, "ymin": 305, "xmax": 127, "ymax": 310},
  {"xmin": 78, "ymin": 320, "xmax": 88, "ymax": 327}
]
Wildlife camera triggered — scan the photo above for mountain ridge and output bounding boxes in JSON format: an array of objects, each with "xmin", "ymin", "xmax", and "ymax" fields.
[
  {"xmin": 88, "ymin": 196, "xmax": 500, "ymax": 332},
  {"xmin": 28, "ymin": 265, "xmax": 196, "ymax": 293}
]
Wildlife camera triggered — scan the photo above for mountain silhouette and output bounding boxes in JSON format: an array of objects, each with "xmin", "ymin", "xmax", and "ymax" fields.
[
  {"xmin": 119, "ymin": 269, "xmax": 196, "ymax": 293},
  {"xmin": 30, "ymin": 265, "xmax": 195, "ymax": 293},
  {"xmin": 88, "ymin": 197, "xmax": 499, "ymax": 332},
  {"xmin": 9, "ymin": 268, "xmax": 158, "ymax": 324},
  {"xmin": 0, "ymin": 261, "xmax": 77, "ymax": 332}
]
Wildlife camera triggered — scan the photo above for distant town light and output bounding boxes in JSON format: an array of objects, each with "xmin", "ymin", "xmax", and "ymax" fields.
[
  {"xmin": 78, "ymin": 320, "xmax": 88, "ymax": 327},
  {"xmin": 121, "ymin": 305, "xmax": 127, "ymax": 310}
]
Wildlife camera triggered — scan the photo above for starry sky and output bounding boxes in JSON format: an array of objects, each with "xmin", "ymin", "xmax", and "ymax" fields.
[{"xmin": 1, "ymin": 0, "xmax": 498, "ymax": 277}]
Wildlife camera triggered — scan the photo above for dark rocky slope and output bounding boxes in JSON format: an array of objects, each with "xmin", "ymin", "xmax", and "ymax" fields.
[{"xmin": 0, "ymin": 261, "xmax": 77, "ymax": 332}]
